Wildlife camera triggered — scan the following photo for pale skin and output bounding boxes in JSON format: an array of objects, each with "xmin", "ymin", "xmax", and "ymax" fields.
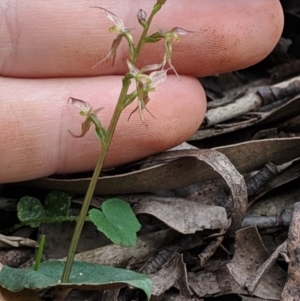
[{"xmin": 0, "ymin": 0, "xmax": 284, "ymax": 183}]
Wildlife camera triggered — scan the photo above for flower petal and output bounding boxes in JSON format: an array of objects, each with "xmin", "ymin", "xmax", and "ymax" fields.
[
  {"xmin": 140, "ymin": 62, "xmax": 162, "ymax": 73},
  {"xmin": 149, "ymin": 69, "xmax": 168, "ymax": 88},
  {"xmin": 68, "ymin": 97, "xmax": 91, "ymax": 113},
  {"xmin": 93, "ymin": 35, "xmax": 123, "ymax": 68},
  {"xmin": 91, "ymin": 6, "xmax": 125, "ymax": 29},
  {"xmin": 68, "ymin": 119, "xmax": 92, "ymax": 138},
  {"xmin": 127, "ymin": 60, "xmax": 140, "ymax": 75},
  {"xmin": 170, "ymin": 27, "xmax": 193, "ymax": 35}
]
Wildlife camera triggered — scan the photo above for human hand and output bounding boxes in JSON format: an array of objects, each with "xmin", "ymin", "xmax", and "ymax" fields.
[{"xmin": 0, "ymin": 0, "xmax": 283, "ymax": 183}]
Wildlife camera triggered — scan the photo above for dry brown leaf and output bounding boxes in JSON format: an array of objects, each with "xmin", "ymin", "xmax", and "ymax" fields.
[
  {"xmin": 150, "ymin": 254, "xmax": 191, "ymax": 298},
  {"xmin": 188, "ymin": 271, "xmax": 219, "ymax": 297},
  {"xmin": 188, "ymin": 264, "xmax": 247, "ymax": 298},
  {"xmin": 281, "ymin": 202, "xmax": 300, "ymax": 300},
  {"xmin": 133, "ymin": 196, "xmax": 229, "ymax": 234},
  {"xmin": 26, "ymin": 138, "xmax": 300, "ymax": 196},
  {"xmin": 227, "ymin": 227, "xmax": 286, "ymax": 300},
  {"xmin": 245, "ymin": 240, "xmax": 287, "ymax": 294},
  {"xmin": 147, "ymin": 149, "xmax": 247, "ymax": 233},
  {"xmin": 62, "ymin": 229, "xmax": 178, "ymax": 267}
]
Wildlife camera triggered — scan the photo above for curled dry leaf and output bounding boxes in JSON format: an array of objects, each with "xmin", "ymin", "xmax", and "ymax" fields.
[
  {"xmin": 133, "ymin": 196, "xmax": 229, "ymax": 234},
  {"xmin": 27, "ymin": 139, "xmax": 300, "ymax": 211},
  {"xmin": 148, "ymin": 149, "xmax": 247, "ymax": 233}
]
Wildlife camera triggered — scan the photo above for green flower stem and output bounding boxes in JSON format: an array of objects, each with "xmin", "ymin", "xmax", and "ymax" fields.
[
  {"xmin": 61, "ymin": 82, "xmax": 130, "ymax": 283},
  {"xmin": 132, "ymin": 6, "xmax": 161, "ymax": 65},
  {"xmin": 61, "ymin": 1, "xmax": 164, "ymax": 284}
]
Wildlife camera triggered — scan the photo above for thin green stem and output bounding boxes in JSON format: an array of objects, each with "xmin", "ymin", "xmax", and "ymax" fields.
[
  {"xmin": 34, "ymin": 235, "xmax": 45, "ymax": 271},
  {"xmin": 61, "ymin": 0, "xmax": 165, "ymax": 284},
  {"xmin": 61, "ymin": 81, "xmax": 130, "ymax": 283}
]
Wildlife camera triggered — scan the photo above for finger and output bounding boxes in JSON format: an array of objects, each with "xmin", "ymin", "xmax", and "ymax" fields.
[
  {"xmin": 0, "ymin": 0, "xmax": 283, "ymax": 77},
  {"xmin": 0, "ymin": 75, "xmax": 206, "ymax": 183}
]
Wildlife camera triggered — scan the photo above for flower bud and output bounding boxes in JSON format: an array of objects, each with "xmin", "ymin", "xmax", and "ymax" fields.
[{"xmin": 137, "ymin": 9, "xmax": 147, "ymax": 27}]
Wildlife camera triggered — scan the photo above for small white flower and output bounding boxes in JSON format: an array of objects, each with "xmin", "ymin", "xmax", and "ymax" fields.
[
  {"xmin": 91, "ymin": 7, "xmax": 134, "ymax": 67},
  {"xmin": 147, "ymin": 27, "xmax": 193, "ymax": 78},
  {"xmin": 126, "ymin": 60, "xmax": 168, "ymax": 123},
  {"xmin": 68, "ymin": 97, "xmax": 106, "ymax": 142}
]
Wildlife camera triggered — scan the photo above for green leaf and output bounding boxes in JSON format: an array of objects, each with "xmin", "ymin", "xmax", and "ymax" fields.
[
  {"xmin": 44, "ymin": 191, "xmax": 70, "ymax": 218},
  {"xmin": 88, "ymin": 198, "xmax": 141, "ymax": 246},
  {"xmin": 0, "ymin": 261, "xmax": 152, "ymax": 300},
  {"xmin": 17, "ymin": 196, "xmax": 44, "ymax": 227}
]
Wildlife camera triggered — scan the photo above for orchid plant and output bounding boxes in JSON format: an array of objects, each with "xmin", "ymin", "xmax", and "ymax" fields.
[{"xmin": 62, "ymin": 0, "xmax": 190, "ymax": 283}]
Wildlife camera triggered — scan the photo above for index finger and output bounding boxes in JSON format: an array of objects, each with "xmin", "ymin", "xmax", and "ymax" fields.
[{"xmin": 0, "ymin": 0, "xmax": 283, "ymax": 78}]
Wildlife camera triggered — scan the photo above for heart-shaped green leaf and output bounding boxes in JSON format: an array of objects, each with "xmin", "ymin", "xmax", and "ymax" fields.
[{"xmin": 89, "ymin": 198, "xmax": 141, "ymax": 246}]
